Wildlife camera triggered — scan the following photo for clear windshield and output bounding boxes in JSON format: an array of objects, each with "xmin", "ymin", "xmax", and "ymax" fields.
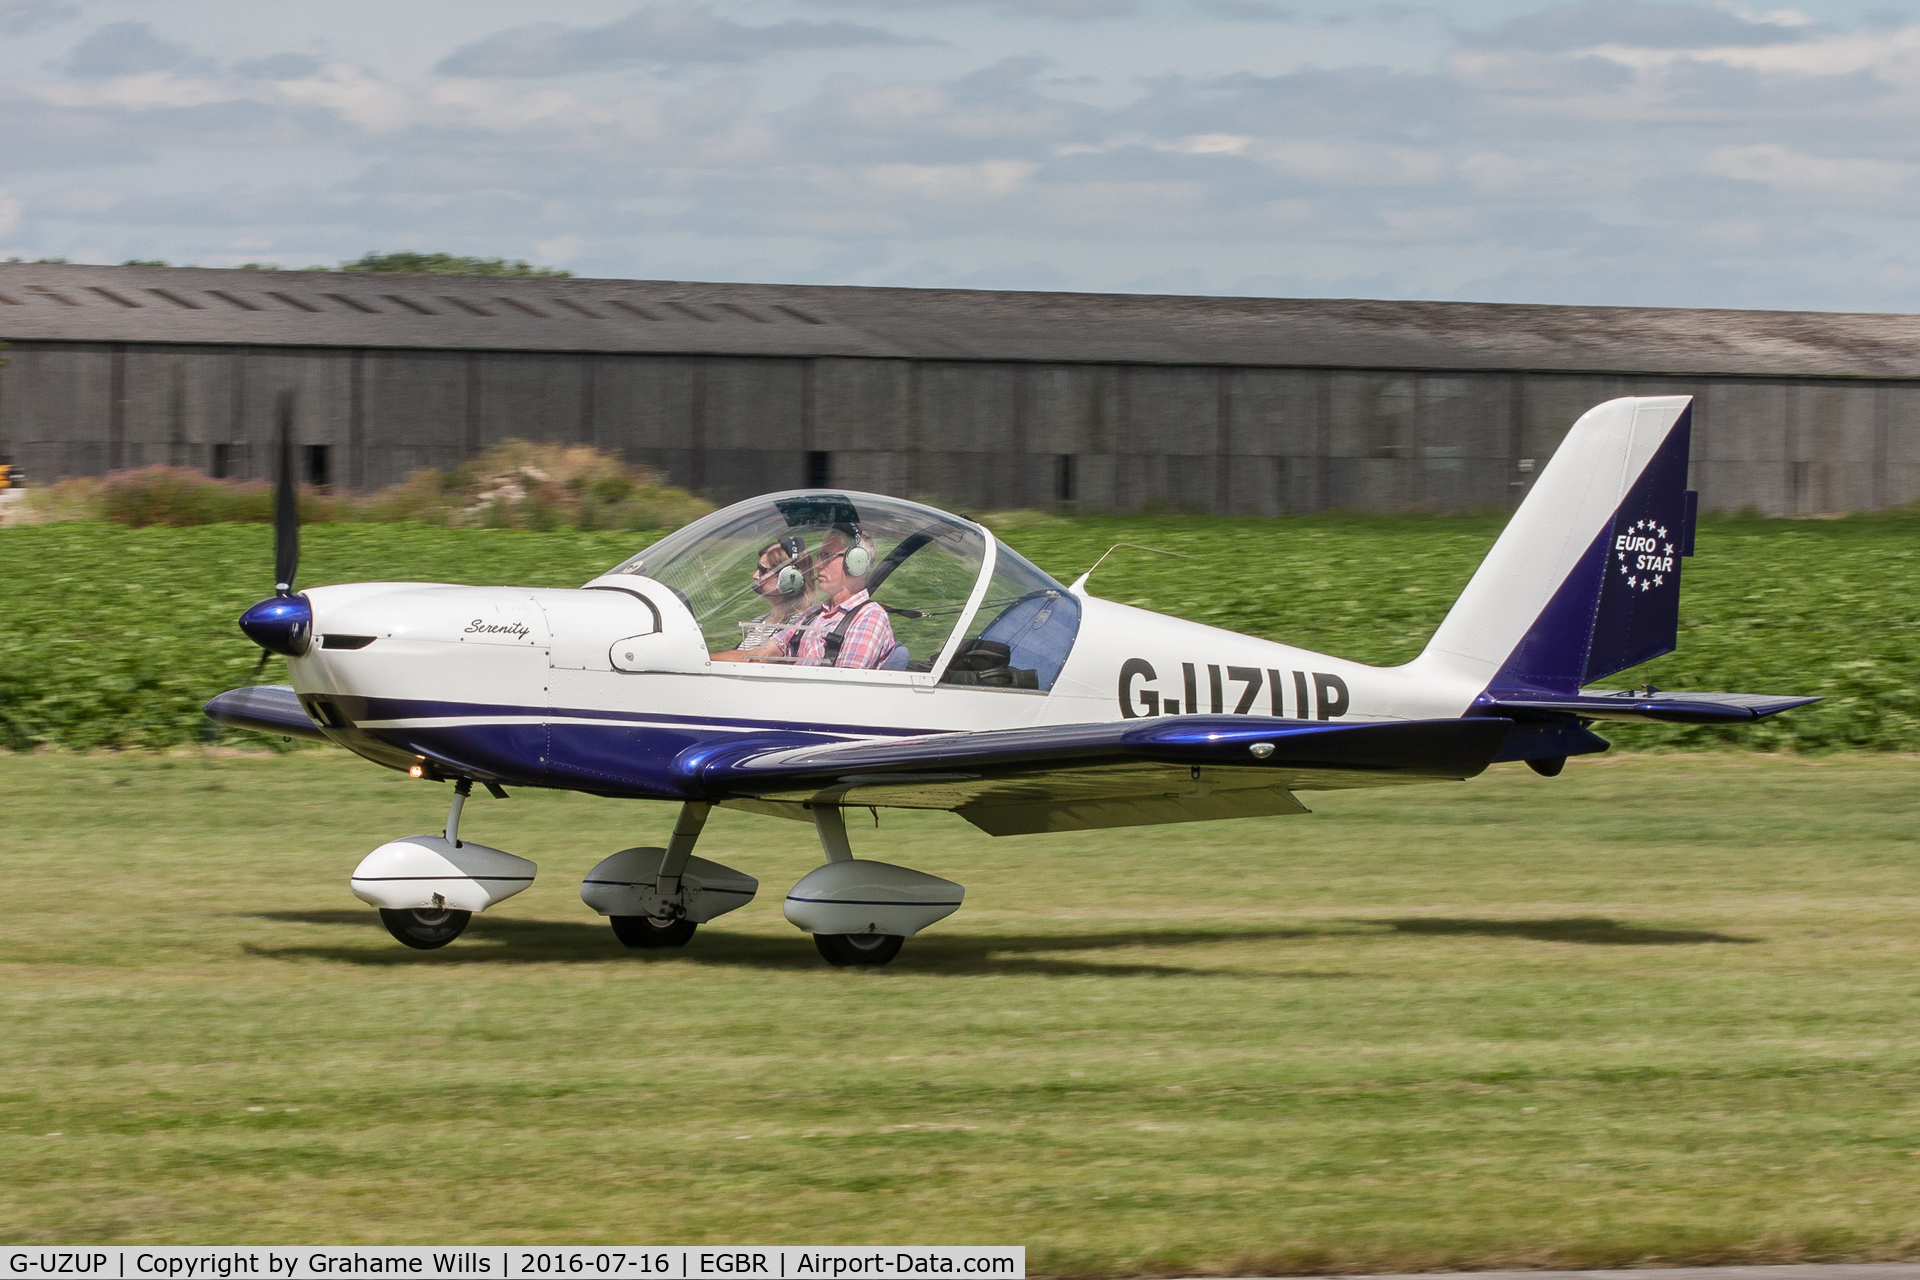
[
  {"xmin": 606, "ymin": 490, "xmax": 990, "ymax": 669},
  {"xmin": 950, "ymin": 540, "xmax": 1081, "ymax": 691}
]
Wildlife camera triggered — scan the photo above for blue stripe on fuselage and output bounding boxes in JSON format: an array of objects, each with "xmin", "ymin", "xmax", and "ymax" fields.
[{"xmin": 321, "ymin": 696, "xmax": 945, "ymax": 799}]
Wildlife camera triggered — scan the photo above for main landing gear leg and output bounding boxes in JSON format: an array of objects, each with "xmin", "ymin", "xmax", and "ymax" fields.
[
  {"xmin": 803, "ymin": 806, "xmax": 905, "ymax": 968},
  {"xmin": 812, "ymin": 805, "xmax": 854, "ymax": 863},
  {"xmin": 609, "ymin": 801, "xmax": 708, "ymax": 950}
]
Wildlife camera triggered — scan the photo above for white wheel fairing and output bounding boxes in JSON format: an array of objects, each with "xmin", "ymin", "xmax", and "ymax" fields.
[
  {"xmin": 349, "ymin": 836, "xmax": 536, "ymax": 913},
  {"xmin": 783, "ymin": 860, "xmax": 964, "ymax": 939},
  {"xmin": 579, "ymin": 847, "xmax": 758, "ymax": 923}
]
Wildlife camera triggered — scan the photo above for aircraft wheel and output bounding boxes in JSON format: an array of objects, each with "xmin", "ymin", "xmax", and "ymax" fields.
[
  {"xmin": 611, "ymin": 915, "xmax": 697, "ymax": 949},
  {"xmin": 378, "ymin": 906, "xmax": 471, "ymax": 950},
  {"xmin": 814, "ymin": 932, "xmax": 904, "ymax": 967}
]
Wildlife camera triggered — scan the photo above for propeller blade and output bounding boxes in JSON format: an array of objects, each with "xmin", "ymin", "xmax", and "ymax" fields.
[
  {"xmin": 273, "ymin": 389, "xmax": 300, "ymax": 596},
  {"xmin": 254, "ymin": 648, "xmax": 273, "ymax": 675}
]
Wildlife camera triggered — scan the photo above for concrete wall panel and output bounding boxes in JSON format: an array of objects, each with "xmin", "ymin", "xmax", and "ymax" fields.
[
  {"xmin": 1218, "ymin": 369, "xmax": 1311, "ymax": 515},
  {"xmin": 1327, "ymin": 373, "xmax": 1416, "ymax": 510},
  {"xmin": 228, "ymin": 348, "xmax": 353, "ymax": 483},
  {"xmin": 1789, "ymin": 384, "xmax": 1875, "ymax": 514},
  {"xmin": 915, "ymin": 363, "xmax": 1020, "ymax": 510},
  {"xmin": 1701, "ymin": 380, "xmax": 1789, "ymax": 514},
  {"xmin": 478, "ymin": 352, "xmax": 584, "ymax": 450},
  {"xmin": 1884, "ymin": 385, "xmax": 1920, "ymax": 509},
  {"xmin": 0, "ymin": 344, "xmax": 113, "ymax": 480},
  {"xmin": 1027, "ymin": 364, "xmax": 1119, "ymax": 455},
  {"xmin": 813, "ymin": 358, "xmax": 909, "ymax": 454},
  {"xmin": 1130, "ymin": 367, "xmax": 1219, "ymax": 457},
  {"xmin": 1419, "ymin": 375, "xmax": 1510, "ymax": 512},
  {"xmin": 119, "ymin": 346, "xmax": 234, "ymax": 470},
  {"xmin": 703, "ymin": 358, "xmax": 803, "ymax": 455},
  {"xmin": 593, "ymin": 355, "xmax": 697, "ymax": 488},
  {"xmin": 362, "ymin": 351, "xmax": 468, "ymax": 490}
]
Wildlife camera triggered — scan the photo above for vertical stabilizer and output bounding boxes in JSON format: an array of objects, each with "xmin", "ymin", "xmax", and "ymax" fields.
[{"xmin": 1419, "ymin": 396, "xmax": 1695, "ymax": 695}]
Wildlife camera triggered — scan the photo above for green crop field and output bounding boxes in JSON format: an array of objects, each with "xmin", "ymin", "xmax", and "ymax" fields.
[
  {"xmin": 1, "ymin": 749, "xmax": 1917, "ymax": 1270},
  {"xmin": 1, "ymin": 512, "xmax": 1917, "ymax": 752}
]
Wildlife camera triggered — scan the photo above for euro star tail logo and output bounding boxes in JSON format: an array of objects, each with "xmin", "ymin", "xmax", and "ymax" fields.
[{"xmin": 1614, "ymin": 518, "xmax": 1676, "ymax": 593}]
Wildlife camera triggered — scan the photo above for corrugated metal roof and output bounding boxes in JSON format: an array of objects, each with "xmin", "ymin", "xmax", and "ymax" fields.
[{"xmin": 0, "ymin": 262, "xmax": 1915, "ymax": 377}]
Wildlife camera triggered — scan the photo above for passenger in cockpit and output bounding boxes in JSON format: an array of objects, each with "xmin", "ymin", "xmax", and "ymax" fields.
[
  {"xmin": 712, "ymin": 535, "xmax": 817, "ymax": 663},
  {"xmin": 785, "ymin": 525, "xmax": 896, "ymax": 669}
]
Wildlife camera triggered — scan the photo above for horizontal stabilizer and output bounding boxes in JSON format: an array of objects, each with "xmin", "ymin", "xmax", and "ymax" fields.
[
  {"xmin": 1484, "ymin": 689, "xmax": 1820, "ymax": 724},
  {"xmin": 204, "ymin": 684, "xmax": 328, "ymax": 741}
]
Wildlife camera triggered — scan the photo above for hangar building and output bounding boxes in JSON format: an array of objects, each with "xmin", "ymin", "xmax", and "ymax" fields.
[{"xmin": 0, "ymin": 261, "xmax": 1914, "ymax": 516}]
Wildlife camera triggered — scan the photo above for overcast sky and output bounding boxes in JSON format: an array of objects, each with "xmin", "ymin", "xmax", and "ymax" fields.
[{"xmin": 2, "ymin": 0, "xmax": 1916, "ymax": 310}]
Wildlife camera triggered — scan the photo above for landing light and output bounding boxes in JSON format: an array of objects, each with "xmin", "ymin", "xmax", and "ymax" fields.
[
  {"xmin": 408, "ymin": 765, "xmax": 425, "ymax": 778},
  {"xmin": 1249, "ymin": 742, "xmax": 1275, "ymax": 759}
]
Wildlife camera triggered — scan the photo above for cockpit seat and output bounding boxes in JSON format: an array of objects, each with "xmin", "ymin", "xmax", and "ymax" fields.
[
  {"xmin": 978, "ymin": 590, "xmax": 1081, "ymax": 689},
  {"xmin": 940, "ymin": 639, "xmax": 1039, "ymax": 689}
]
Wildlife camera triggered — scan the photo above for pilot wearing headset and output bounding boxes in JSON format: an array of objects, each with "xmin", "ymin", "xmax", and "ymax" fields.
[
  {"xmin": 785, "ymin": 524, "xmax": 896, "ymax": 669},
  {"xmin": 712, "ymin": 535, "xmax": 817, "ymax": 663}
]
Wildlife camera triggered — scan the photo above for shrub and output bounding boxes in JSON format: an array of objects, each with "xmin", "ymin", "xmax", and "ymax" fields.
[
  {"xmin": 15, "ymin": 476, "xmax": 105, "ymax": 525},
  {"xmin": 13, "ymin": 443, "xmax": 710, "ymax": 532},
  {"xmin": 98, "ymin": 466, "xmax": 273, "ymax": 526}
]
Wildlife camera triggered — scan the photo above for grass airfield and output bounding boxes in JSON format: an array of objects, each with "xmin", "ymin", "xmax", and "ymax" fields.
[{"xmin": 2, "ymin": 748, "xmax": 1918, "ymax": 1272}]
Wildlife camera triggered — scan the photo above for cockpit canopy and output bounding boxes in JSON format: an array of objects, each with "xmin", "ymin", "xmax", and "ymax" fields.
[{"xmin": 603, "ymin": 490, "xmax": 1080, "ymax": 689}]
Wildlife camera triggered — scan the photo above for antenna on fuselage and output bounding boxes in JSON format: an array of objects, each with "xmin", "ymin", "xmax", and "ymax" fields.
[{"xmin": 1069, "ymin": 543, "xmax": 1197, "ymax": 593}]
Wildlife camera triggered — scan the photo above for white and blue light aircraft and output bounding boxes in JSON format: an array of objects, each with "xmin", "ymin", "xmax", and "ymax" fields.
[{"xmin": 210, "ymin": 395, "xmax": 1815, "ymax": 964}]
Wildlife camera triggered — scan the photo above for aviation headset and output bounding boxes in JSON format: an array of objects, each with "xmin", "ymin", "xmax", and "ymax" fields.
[
  {"xmin": 772, "ymin": 534, "xmax": 808, "ymax": 598},
  {"xmin": 829, "ymin": 524, "xmax": 873, "ymax": 578}
]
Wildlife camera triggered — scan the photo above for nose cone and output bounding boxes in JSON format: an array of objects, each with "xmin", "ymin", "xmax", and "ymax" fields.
[{"xmin": 239, "ymin": 594, "xmax": 313, "ymax": 657}]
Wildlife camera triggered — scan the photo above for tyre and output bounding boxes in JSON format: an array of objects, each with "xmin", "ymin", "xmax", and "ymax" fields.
[
  {"xmin": 611, "ymin": 915, "xmax": 698, "ymax": 949},
  {"xmin": 378, "ymin": 906, "xmax": 471, "ymax": 950},
  {"xmin": 814, "ymin": 932, "xmax": 904, "ymax": 967}
]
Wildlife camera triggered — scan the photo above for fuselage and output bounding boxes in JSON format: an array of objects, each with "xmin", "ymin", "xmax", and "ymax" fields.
[{"xmin": 287, "ymin": 572, "xmax": 1487, "ymax": 800}]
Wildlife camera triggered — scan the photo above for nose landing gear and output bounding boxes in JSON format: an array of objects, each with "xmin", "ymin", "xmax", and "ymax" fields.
[{"xmin": 349, "ymin": 778, "xmax": 534, "ymax": 950}]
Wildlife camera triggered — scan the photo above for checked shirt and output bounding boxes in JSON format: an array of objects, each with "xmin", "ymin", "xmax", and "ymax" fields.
[{"xmin": 786, "ymin": 589, "xmax": 896, "ymax": 668}]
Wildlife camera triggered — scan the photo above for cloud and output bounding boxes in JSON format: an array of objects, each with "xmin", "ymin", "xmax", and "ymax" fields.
[
  {"xmin": 803, "ymin": 0, "xmax": 1136, "ymax": 19},
  {"xmin": 232, "ymin": 52, "xmax": 324, "ymax": 81},
  {"xmin": 62, "ymin": 22, "xmax": 217, "ymax": 78},
  {"xmin": 0, "ymin": 0, "xmax": 74, "ymax": 34},
  {"xmin": 1473, "ymin": 1, "xmax": 1816, "ymax": 52},
  {"xmin": 437, "ymin": 3, "xmax": 919, "ymax": 76},
  {"xmin": 12, "ymin": 0, "xmax": 1920, "ymax": 312},
  {"xmin": 1703, "ymin": 142, "xmax": 1920, "ymax": 203},
  {"xmin": 1190, "ymin": 0, "xmax": 1294, "ymax": 21}
]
